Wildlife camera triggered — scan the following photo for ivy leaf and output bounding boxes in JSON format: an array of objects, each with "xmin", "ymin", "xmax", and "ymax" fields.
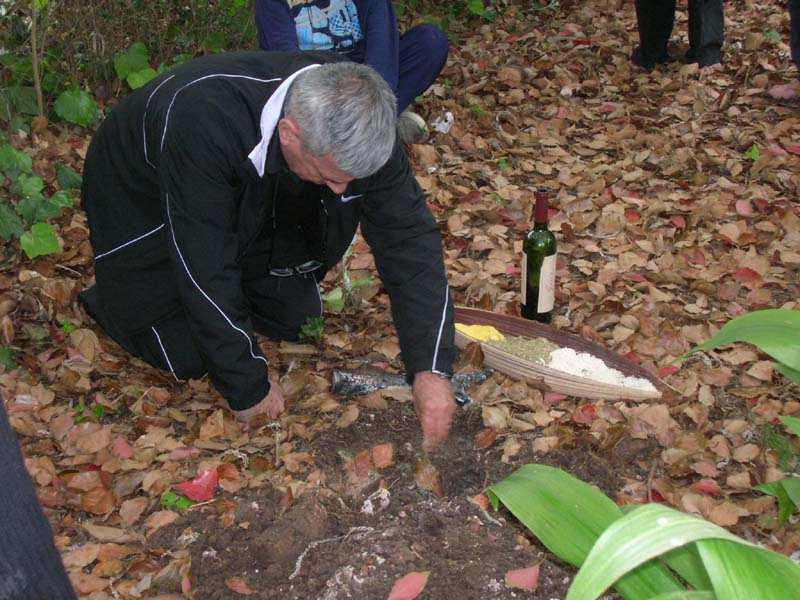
[
  {"xmin": 56, "ymin": 164, "xmax": 82, "ymax": 190},
  {"xmin": 20, "ymin": 222, "xmax": 60, "ymax": 259},
  {"xmin": 114, "ymin": 43, "xmax": 150, "ymax": 80},
  {"xmin": 0, "ymin": 346, "xmax": 17, "ymax": 372},
  {"xmin": 17, "ymin": 193, "xmax": 61, "ymax": 226},
  {"xmin": 0, "ymin": 203, "xmax": 25, "ymax": 241},
  {"xmin": 127, "ymin": 68, "xmax": 158, "ymax": 90},
  {"xmin": 54, "ymin": 89, "xmax": 98, "ymax": 127},
  {"xmin": 0, "ymin": 143, "xmax": 33, "ymax": 174}
]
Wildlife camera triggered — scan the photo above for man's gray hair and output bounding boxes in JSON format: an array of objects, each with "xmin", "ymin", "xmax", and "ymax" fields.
[{"xmin": 284, "ymin": 62, "xmax": 397, "ymax": 179}]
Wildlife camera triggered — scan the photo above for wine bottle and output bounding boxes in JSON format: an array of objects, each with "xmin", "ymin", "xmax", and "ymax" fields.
[{"xmin": 521, "ymin": 189, "xmax": 557, "ymax": 323}]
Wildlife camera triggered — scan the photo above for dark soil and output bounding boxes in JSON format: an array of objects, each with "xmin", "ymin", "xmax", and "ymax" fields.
[{"xmin": 152, "ymin": 387, "xmax": 658, "ymax": 599}]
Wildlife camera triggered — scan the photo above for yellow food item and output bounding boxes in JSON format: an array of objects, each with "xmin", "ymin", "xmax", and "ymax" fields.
[{"xmin": 455, "ymin": 323, "xmax": 505, "ymax": 342}]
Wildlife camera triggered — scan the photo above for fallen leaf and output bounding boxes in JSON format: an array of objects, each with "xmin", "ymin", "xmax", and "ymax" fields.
[
  {"xmin": 474, "ymin": 428, "xmax": 499, "ymax": 449},
  {"xmin": 226, "ymin": 576, "xmax": 256, "ymax": 595},
  {"xmin": 336, "ymin": 404, "xmax": 360, "ymax": 428},
  {"xmin": 371, "ymin": 443, "xmax": 394, "ymax": 469},
  {"xmin": 63, "ymin": 543, "xmax": 101, "ymax": 570},
  {"xmin": 199, "ymin": 410, "xmax": 225, "ymax": 441},
  {"xmin": 144, "ymin": 510, "xmax": 178, "ymax": 535},
  {"xmin": 177, "ymin": 468, "xmax": 218, "ymax": 501},
  {"xmin": 387, "ymin": 571, "xmax": 430, "ymax": 600},
  {"xmin": 414, "ymin": 458, "xmax": 444, "ymax": 498},
  {"xmin": 505, "ymin": 564, "xmax": 540, "ymax": 591}
]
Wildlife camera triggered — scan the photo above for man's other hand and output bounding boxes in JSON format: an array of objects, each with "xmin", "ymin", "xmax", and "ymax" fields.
[
  {"xmin": 412, "ymin": 371, "xmax": 456, "ymax": 452},
  {"xmin": 231, "ymin": 379, "xmax": 285, "ymax": 422}
]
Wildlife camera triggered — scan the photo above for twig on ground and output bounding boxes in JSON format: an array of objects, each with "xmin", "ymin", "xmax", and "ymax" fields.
[{"xmin": 289, "ymin": 526, "xmax": 374, "ymax": 580}]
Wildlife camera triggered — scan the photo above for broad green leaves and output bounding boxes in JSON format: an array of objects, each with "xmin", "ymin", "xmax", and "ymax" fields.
[
  {"xmin": 0, "ymin": 346, "xmax": 17, "ymax": 372},
  {"xmin": 54, "ymin": 89, "xmax": 98, "ymax": 127},
  {"xmin": 0, "ymin": 204, "xmax": 25, "ymax": 241},
  {"xmin": 489, "ymin": 465, "xmax": 800, "ymax": 600},
  {"xmin": 20, "ymin": 222, "xmax": 60, "ymax": 258},
  {"xmin": 115, "ymin": 43, "xmax": 158, "ymax": 90},
  {"xmin": 56, "ymin": 164, "xmax": 83, "ymax": 190},
  {"xmin": 674, "ymin": 309, "xmax": 800, "ymax": 384}
]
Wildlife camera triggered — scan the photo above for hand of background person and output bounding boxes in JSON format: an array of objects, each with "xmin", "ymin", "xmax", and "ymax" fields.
[
  {"xmin": 231, "ymin": 379, "xmax": 285, "ymax": 422},
  {"xmin": 412, "ymin": 371, "xmax": 456, "ymax": 452}
]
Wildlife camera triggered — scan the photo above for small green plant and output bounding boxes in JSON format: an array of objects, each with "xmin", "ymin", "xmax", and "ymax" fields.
[
  {"xmin": 114, "ymin": 43, "xmax": 158, "ymax": 90},
  {"xmin": 755, "ymin": 416, "xmax": 800, "ymax": 525},
  {"xmin": 0, "ymin": 143, "xmax": 74, "ymax": 258},
  {"xmin": 74, "ymin": 401, "xmax": 116, "ymax": 424},
  {"xmin": 0, "ymin": 346, "xmax": 18, "ymax": 372},
  {"xmin": 745, "ymin": 143, "xmax": 760, "ymax": 161},
  {"xmin": 59, "ymin": 318, "xmax": 78, "ymax": 334},
  {"xmin": 492, "ymin": 192, "xmax": 510, "ymax": 207},
  {"xmin": 161, "ymin": 491, "xmax": 195, "ymax": 510},
  {"xmin": 469, "ymin": 104, "xmax": 486, "ymax": 117},
  {"xmin": 497, "ymin": 157, "xmax": 510, "ymax": 171},
  {"xmin": 487, "ymin": 465, "xmax": 800, "ymax": 599},
  {"xmin": 298, "ymin": 316, "xmax": 325, "ymax": 344}
]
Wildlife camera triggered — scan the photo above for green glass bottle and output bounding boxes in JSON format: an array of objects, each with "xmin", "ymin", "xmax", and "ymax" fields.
[{"xmin": 521, "ymin": 189, "xmax": 557, "ymax": 323}]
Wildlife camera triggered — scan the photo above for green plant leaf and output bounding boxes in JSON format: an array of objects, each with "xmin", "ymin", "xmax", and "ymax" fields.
[
  {"xmin": 566, "ymin": 504, "xmax": 748, "ymax": 599},
  {"xmin": 128, "ymin": 68, "xmax": 158, "ymax": 90},
  {"xmin": 12, "ymin": 172, "xmax": 44, "ymax": 197},
  {"xmin": 0, "ymin": 143, "xmax": 33, "ymax": 174},
  {"xmin": 775, "ymin": 362, "xmax": 800, "ymax": 385},
  {"xmin": 49, "ymin": 190, "xmax": 74, "ymax": 209},
  {"xmin": 697, "ymin": 537, "xmax": 800, "ymax": 599},
  {"xmin": 0, "ymin": 202, "xmax": 25, "ymax": 241},
  {"xmin": 56, "ymin": 164, "xmax": 82, "ymax": 190},
  {"xmin": 20, "ymin": 222, "xmax": 60, "ymax": 259},
  {"xmin": 660, "ymin": 544, "xmax": 713, "ymax": 592},
  {"xmin": 754, "ymin": 481, "xmax": 796, "ymax": 525},
  {"xmin": 114, "ymin": 42, "xmax": 150, "ymax": 80},
  {"xmin": 322, "ymin": 286, "xmax": 344, "ymax": 312},
  {"xmin": 1, "ymin": 86, "xmax": 39, "ymax": 116},
  {"xmin": 17, "ymin": 193, "xmax": 61, "ymax": 225},
  {"xmin": 780, "ymin": 416, "xmax": 800, "ymax": 437},
  {"xmin": 745, "ymin": 144, "xmax": 760, "ymax": 161},
  {"xmin": 54, "ymin": 90, "xmax": 98, "ymax": 127},
  {"xmin": 466, "ymin": 0, "xmax": 485, "ymax": 15},
  {"xmin": 161, "ymin": 491, "xmax": 195, "ymax": 510},
  {"xmin": 298, "ymin": 316, "xmax": 324, "ymax": 343},
  {"xmin": 0, "ymin": 346, "xmax": 17, "ymax": 372},
  {"xmin": 649, "ymin": 593, "xmax": 715, "ymax": 600},
  {"xmin": 780, "ymin": 477, "xmax": 800, "ymax": 507},
  {"xmin": 673, "ymin": 310, "xmax": 800, "ymax": 372},
  {"xmin": 487, "ymin": 465, "xmax": 684, "ymax": 599}
]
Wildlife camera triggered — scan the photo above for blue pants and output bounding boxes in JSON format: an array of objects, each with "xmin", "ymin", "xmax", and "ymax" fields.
[{"xmin": 347, "ymin": 24, "xmax": 448, "ymax": 113}]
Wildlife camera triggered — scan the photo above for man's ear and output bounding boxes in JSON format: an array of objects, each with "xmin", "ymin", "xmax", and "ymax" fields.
[{"xmin": 277, "ymin": 117, "xmax": 301, "ymax": 146}]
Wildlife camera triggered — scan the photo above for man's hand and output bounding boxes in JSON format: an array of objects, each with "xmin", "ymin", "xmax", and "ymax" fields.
[
  {"xmin": 231, "ymin": 379, "xmax": 285, "ymax": 422},
  {"xmin": 412, "ymin": 371, "xmax": 456, "ymax": 452}
]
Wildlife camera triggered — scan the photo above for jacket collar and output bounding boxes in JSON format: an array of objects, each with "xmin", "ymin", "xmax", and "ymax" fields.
[{"xmin": 247, "ymin": 63, "xmax": 321, "ymax": 177}]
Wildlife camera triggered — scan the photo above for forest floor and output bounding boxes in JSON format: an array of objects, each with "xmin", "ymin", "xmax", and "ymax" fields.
[{"xmin": 3, "ymin": 0, "xmax": 800, "ymax": 598}]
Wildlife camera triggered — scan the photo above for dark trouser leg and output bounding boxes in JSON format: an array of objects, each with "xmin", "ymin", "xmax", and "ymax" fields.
[
  {"xmin": 244, "ymin": 273, "xmax": 323, "ymax": 340},
  {"xmin": 686, "ymin": 0, "xmax": 724, "ymax": 66},
  {"xmin": 395, "ymin": 24, "xmax": 449, "ymax": 113},
  {"xmin": 790, "ymin": 0, "xmax": 800, "ymax": 74},
  {"xmin": 0, "ymin": 403, "xmax": 77, "ymax": 599},
  {"xmin": 632, "ymin": 0, "xmax": 675, "ymax": 68}
]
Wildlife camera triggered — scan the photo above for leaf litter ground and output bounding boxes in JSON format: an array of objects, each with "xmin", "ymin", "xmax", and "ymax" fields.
[{"xmin": 3, "ymin": 0, "xmax": 800, "ymax": 598}]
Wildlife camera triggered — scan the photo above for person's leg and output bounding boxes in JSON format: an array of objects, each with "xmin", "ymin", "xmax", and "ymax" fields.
[
  {"xmin": 0, "ymin": 403, "xmax": 77, "ymax": 599},
  {"xmin": 395, "ymin": 24, "xmax": 448, "ymax": 114},
  {"xmin": 244, "ymin": 273, "xmax": 323, "ymax": 340},
  {"xmin": 686, "ymin": 0, "xmax": 724, "ymax": 67},
  {"xmin": 771, "ymin": 0, "xmax": 800, "ymax": 99},
  {"xmin": 632, "ymin": 0, "xmax": 676, "ymax": 68}
]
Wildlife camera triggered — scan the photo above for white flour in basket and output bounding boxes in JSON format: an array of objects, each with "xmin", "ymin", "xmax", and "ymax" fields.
[{"xmin": 548, "ymin": 348, "xmax": 657, "ymax": 392}]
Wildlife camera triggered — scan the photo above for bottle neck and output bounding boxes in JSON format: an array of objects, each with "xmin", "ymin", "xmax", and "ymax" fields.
[{"xmin": 533, "ymin": 190, "xmax": 549, "ymax": 226}]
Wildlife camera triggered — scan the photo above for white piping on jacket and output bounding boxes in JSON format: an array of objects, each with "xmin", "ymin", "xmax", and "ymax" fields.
[
  {"xmin": 165, "ymin": 196, "xmax": 267, "ymax": 367},
  {"xmin": 159, "ymin": 73, "xmax": 284, "ymax": 153},
  {"xmin": 430, "ymin": 285, "xmax": 449, "ymax": 371},
  {"xmin": 143, "ymin": 74, "xmax": 175, "ymax": 168},
  {"xmin": 152, "ymin": 326, "xmax": 179, "ymax": 381},
  {"xmin": 94, "ymin": 224, "xmax": 165, "ymax": 260},
  {"xmin": 247, "ymin": 63, "xmax": 322, "ymax": 177}
]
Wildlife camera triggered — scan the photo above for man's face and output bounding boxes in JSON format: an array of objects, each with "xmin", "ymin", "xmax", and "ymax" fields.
[{"xmin": 278, "ymin": 117, "xmax": 355, "ymax": 195}]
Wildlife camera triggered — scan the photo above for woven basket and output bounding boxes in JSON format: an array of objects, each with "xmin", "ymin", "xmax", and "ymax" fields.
[{"xmin": 455, "ymin": 307, "xmax": 662, "ymax": 401}]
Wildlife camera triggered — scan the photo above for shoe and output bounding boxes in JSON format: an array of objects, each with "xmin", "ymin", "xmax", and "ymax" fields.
[
  {"xmin": 397, "ymin": 110, "xmax": 429, "ymax": 144},
  {"xmin": 631, "ymin": 46, "xmax": 669, "ymax": 70}
]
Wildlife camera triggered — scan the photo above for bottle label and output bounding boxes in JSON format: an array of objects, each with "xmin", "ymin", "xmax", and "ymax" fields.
[{"xmin": 537, "ymin": 254, "xmax": 556, "ymax": 313}]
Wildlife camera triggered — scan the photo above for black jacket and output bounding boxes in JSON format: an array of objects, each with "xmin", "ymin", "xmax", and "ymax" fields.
[{"xmin": 81, "ymin": 50, "xmax": 454, "ymax": 410}]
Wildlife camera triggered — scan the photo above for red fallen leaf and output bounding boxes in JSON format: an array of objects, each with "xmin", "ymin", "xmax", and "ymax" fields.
[
  {"xmin": 387, "ymin": 571, "xmax": 430, "ymax": 600},
  {"xmin": 786, "ymin": 145, "xmax": 800, "ymax": 155},
  {"xmin": 506, "ymin": 265, "xmax": 522, "ymax": 275},
  {"xmin": 372, "ymin": 443, "xmax": 394, "ymax": 469},
  {"xmin": 475, "ymin": 428, "xmax": 499, "ymax": 449},
  {"xmin": 685, "ymin": 247, "xmax": 706, "ymax": 266},
  {"xmin": 573, "ymin": 404, "xmax": 597, "ymax": 424},
  {"xmin": 177, "ymin": 468, "xmax": 218, "ymax": 502},
  {"xmin": 226, "ymin": 576, "xmax": 255, "ymax": 595},
  {"xmin": 624, "ymin": 352, "xmax": 642, "ymax": 364},
  {"xmin": 556, "ymin": 106, "xmax": 569, "ymax": 118},
  {"xmin": 476, "ymin": 57, "xmax": 489, "ymax": 70},
  {"xmin": 112, "ymin": 436, "xmax": 134, "ymax": 459},
  {"xmin": 505, "ymin": 564, "xmax": 540, "ymax": 591},
  {"xmin": 691, "ymin": 479, "xmax": 723, "ymax": 496},
  {"xmin": 658, "ymin": 365, "xmax": 680, "ymax": 379},
  {"xmin": 651, "ymin": 489, "xmax": 666, "ymax": 502},
  {"xmin": 598, "ymin": 104, "xmax": 618, "ymax": 113},
  {"xmin": 545, "ymin": 391, "xmax": 568, "ymax": 404},
  {"xmin": 87, "ymin": 463, "xmax": 102, "ymax": 472},
  {"xmin": 169, "ymin": 446, "xmax": 201, "ymax": 461},
  {"xmin": 733, "ymin": 268, "xmax": 761, "ymax": 283},
  {"xmin": 627, "ymin": 273, "xmax": 647, "ymax": 282},
  {"xmin": 414, "ymin": 459, "xmax": 444, "ymax": 498},
  {"xmin": 507, "ymin": 34, "xmax": 519, "ymax": 42},
  {"xmin": 67, "ymin": 347, "xmax": 86, "ymax": 361},
  {"xmin": 572, "ymin": 37, "xmax": 592, "ymax": 45},
  {"xmin": 428, "ymin": 203, "xmax": 443, "ymax": 212},
  {"xmin": 735, "ymin": 200, "xmax": 754, "ymax": 216},
  {"xmin": 624, "ymin": 209, "xmax": 640, "ymax": 222},
  {"xmin": 768, "ymin": 144, "xmax": 789, "ymax": 157},
  {"xmin": 670, "ymin": 215, "xmax": 686, "ymax": 228}
]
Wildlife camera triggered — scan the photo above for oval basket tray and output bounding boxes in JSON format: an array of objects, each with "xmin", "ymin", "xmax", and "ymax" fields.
[{"xmin": 455, "ymin": 307, "xmax": 663, "ymax": 401}]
